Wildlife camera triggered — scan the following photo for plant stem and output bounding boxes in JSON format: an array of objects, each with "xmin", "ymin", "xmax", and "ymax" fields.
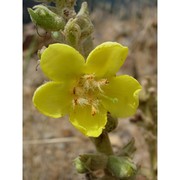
[
  {"xmin": 90, "ymin": 132, "xmax": 114, "ymax": 156},
  {"xmin": 89, "ymin": 132, "xmax": 115, "ymax": 179}
]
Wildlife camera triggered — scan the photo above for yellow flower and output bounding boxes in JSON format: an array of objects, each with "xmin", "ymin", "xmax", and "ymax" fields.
[{"xmin": 33, "ymin": 42, "xmax": 142, "ymax": 137}]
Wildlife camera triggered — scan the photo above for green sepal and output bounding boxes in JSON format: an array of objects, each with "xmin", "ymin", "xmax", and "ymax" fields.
[
  {"xmin": 119, "ymin": 138, "xmax": 136, "ymax": 157},
  {"xmin": 105, "ymin": 112, "xmax": 118, "ymax": 133}
]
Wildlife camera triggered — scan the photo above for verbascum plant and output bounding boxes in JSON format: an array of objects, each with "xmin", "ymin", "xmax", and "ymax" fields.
[{"xmin": 28, "ymin": 0, "xmax": 142, "ymax": 179}]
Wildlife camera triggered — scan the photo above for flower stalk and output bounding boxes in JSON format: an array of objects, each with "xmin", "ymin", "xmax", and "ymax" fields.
[{"xmin": 90, "ymin": 132, "xmax": 114, "ymax": 156}]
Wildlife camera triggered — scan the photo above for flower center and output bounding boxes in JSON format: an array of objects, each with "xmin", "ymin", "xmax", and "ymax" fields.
[{"xmin": 72, "ymin": 74, "xmax": 109, "ymax": 116}]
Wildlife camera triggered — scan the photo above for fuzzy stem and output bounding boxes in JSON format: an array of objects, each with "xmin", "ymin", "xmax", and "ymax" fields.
[
  {"xmin": 89, "ymin": 132, "xmax": 115, "ymax": 178},
  {"xmin": 90, "ymin": 132, "xmax": 114, "ymax": 156}
]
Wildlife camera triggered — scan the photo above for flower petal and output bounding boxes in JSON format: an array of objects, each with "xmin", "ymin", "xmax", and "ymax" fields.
[
  {"xmin": 100, "ymin": 75, "xmax": 142, "ymax": 117},
  {"xmin": 85, "ymin": 42, "xmax": 128, "ymax": 78},
  {"xmin": 41, "ymin": 43, "xmax": 85, "ymax": 82},
  {"xmin": 69, "ymin": 105, "xmax": 107, "ymax": 137},
  {"xmin": 33, "ymin": 81, "xmax": 73, "ymax": 118}
]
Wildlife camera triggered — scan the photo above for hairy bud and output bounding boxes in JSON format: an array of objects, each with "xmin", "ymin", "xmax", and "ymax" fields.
[
  {"xmin": 107, "ymin": 156, "xmax": 137, "ymax": 178},
  {"xmin": 28, "ymin": 5, "xmax": 65, "ymax": 31}
]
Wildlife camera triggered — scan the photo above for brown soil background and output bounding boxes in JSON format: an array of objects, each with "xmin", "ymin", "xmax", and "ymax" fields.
[{"xmin": 23, "ymin": 3, "xmax": 157, "ymax": 180}]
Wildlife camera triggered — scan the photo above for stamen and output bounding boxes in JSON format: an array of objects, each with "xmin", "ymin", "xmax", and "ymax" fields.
[
  {"xmin": 71, "ymin": 74, "xmax": 109, "ymax": 111},
  {"xmin": 72, "ymin": 98, "xmax": 90, "ymax": 108},
  {"xmin": 83, "ymin": 74, "xmax": 95, "ymax": 80},
  {"xmin": 94, "ymin": 79, "xmax": 109, "ymax": 92},
  {"xmin": 72, "ymin": 99, "xmax": 78, "ymax": 109},
  {"xmin": 78, "ymin": 98, "xmax": 89, "ymax": 106},
  {"xmin": 91, "ymin": 105, "xmax": 97, "ymax": 116}
]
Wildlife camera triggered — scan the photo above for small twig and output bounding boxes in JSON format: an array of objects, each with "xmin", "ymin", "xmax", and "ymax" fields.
[{"xmin": 23, "ymin": 137, "xmax": 79, "ymax": 145}]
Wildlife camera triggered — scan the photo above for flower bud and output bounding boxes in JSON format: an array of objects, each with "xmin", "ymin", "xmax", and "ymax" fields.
[
  {"xmin": 107, "ymin": 156, "xmax": 137, "ymax": 178},
  {"xmin": 76, "ymin": 2, "xmax": 94, "ymax": 38},
  {"xmin": 64, "ymin": 18, "xmax": 81, "ymax": 48},
  {"xmin": 74, "ymin": 153, "xmax": 108, "ymax": 174},
  {"xmin": 74, "ymin": 157, "xmax": 88, "ymax": 174},
  {"xmin": 28, "ymin": 5, "xmax": 65, "ymax": 31}
]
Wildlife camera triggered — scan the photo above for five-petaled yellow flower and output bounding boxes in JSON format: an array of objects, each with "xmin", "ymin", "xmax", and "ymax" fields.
[{"xmin": 33, "ymin": 42, "xmax": 142, "ymax": 137}]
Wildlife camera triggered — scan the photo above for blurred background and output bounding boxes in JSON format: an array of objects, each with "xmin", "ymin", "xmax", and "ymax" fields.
[{"xmin": 23, "ymin": 0, "xmax": 157, "ymax": 179}]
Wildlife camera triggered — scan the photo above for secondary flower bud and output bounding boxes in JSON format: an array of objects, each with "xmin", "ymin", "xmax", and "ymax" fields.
[
  {"xmin": 107, "ymin": 156, "xmax": 137, "ymax": 178},
  {"xmin": 74, "ymin": 157, "xmax": 88, "ymax": 173},
  {"xmin": 74, "ymin": 153, "xmax": 108, "ymax": 174},
  {"xmin": 64, "ymin": 18, "xmax": 81, "ymax": 48},
  {"xmin": 76, "ymin": 2, "xmax": 94, "ymax": 38},
  {"xmin": 28, "ymin": 5, "xmax": 65, "ymax": 31}
]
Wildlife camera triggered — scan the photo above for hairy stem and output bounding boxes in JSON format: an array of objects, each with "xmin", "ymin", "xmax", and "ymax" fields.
[{"xmin": 90, "ymin": 132, "xmax": 114, "ymax": 156}]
